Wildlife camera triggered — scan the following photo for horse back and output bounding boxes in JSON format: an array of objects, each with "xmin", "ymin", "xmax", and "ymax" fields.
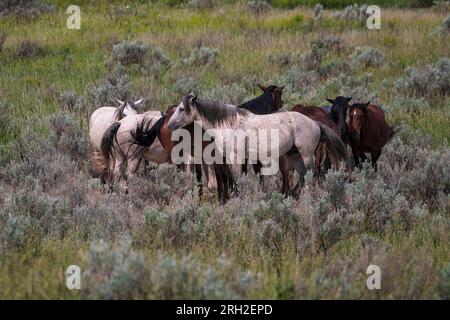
[
  {"xmin": 292, "ymin": 105, "xmax": 339, "ymax": 135},
  {"xmin": 366, "ymin": 105, "xmax": 390, "ymax": 147}
]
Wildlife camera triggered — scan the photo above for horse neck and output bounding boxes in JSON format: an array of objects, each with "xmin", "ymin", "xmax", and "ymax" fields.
[{"xmin": 240, "ymin": 93, "xmax": 273, "ymax": 114}]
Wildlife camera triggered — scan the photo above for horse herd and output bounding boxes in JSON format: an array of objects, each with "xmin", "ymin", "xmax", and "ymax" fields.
[{"xmin": 89, "ymin": 84, "xmax": 396, "ymax": 203}]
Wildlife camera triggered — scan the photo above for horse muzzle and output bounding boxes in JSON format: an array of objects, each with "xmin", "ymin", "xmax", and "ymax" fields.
[{"xmin": 168, "ymin": 122, "xmax": 180, "ymax": 131}]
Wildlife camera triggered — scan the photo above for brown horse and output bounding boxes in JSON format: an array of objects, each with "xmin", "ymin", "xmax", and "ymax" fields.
[
  {"xmin": 291, "ymin": 104, "xmax": 346, "ymax": 180},
  {"xmin": 346, "ymin": 102, "xmax": 396, "ymax": 171}
]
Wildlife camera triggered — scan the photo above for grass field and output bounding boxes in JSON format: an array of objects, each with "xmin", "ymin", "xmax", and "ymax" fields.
[{"xmin": 0, "ymin": 1, "xmax": 449, "ymax": 299}]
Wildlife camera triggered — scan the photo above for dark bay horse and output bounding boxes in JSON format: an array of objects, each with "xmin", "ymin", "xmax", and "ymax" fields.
[
  {"xmin": 347, "ymin": 102, "xmax": 396, "ymax": 171},
  {"xmin": 238, "ymin": 84, "xmax": 284, "ymax": 176}
]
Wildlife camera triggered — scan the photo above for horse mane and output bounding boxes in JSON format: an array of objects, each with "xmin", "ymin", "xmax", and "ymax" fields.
[
  {"xmin": 238, "ymin": 86, "xmax": 275, "ymax": 114},
  {"xmin": 114, "ymin": 100, "xmax": 137, "ymax": 121},
  {"xmin": 188, "ymin": 96, "xmax": 249, "ymax": 127}
]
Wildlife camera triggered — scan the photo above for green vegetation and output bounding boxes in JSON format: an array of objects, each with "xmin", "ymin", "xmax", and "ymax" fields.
[{"xmin": 0, "ymin": 1, "xmax": 449, "ymax": 299}]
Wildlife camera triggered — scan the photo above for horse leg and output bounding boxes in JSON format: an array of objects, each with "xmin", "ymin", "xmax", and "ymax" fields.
[
  {"xmin": 215, "ymin": 165, "xmax": 224, "ymax": 203},
  {"xmin": 371, "ymin": 149, "xmax": 382, "ymax": 172},
  {"xmin": 194, "ymin": 164, "xmax": 203, "ymax": 197},
  {"xmin": 252, "ymin": 161, "xmax": 263, "ymax": 185},
  {"xmin": 279, "ymin": 156, "xmax": 290, "ymax": 197},
  {"xmin": 110, "ymin": 159, "xmax": 122, "ymax": 193},
  {"xmin": 242, "ymin": 159, "xmax": 248, "ymax": 175},
  {"xmin": 125, "ymin": 157, "xmax": 142, "ymax": 194},
  {"xmin": 351, "ymin": 146, "xmax": 362, "ymax": 169}
]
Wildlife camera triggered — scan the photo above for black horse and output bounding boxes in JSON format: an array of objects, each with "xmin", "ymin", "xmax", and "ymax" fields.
[
  {"xmin": 238, "ymin": 84, "xmax": 284, "ymax": 176},
  {"xmin": 326, "ymin": 96, "xmax": 352, "ymax": 144}
]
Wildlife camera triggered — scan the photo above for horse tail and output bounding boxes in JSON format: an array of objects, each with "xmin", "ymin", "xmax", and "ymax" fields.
[
  {"xmin": 128, "ymin": 116, "xmax": 165, "ymax": 160},
  {"xmin": 100, "ymin": 122, "xmax": 121, "ymax": 177},
  {"xmin": 317, "ymin": 123, "xmax": 349, "ymax": 170},
  {"xmin": 91, "ymin": 145, "xmax": 108, "ymax": 174}
]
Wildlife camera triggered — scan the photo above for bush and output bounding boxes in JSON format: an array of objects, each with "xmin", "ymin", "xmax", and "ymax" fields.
[
  {"xmin": 83, "ymin": 239, "xmax": 148, "ymax": 299},
  {"xmin": 181, "ymin": 47, "xmax": 219, "ymax": 67},
  {"xmin": 15, "ymin": 40, "xmax": 44, "ymax": 58},
  {"xmin": 0, "ymin": 0, "xmax": 54, "ymax": 18},
  {"xmin": 247, "ymin": 0, "xmax": 272, "ymax": 16},
  {"xmin": 87, "ymin": 63, "xmax": 131, "ymax": 108},
  {"xmin": 333, "ymin": 3, "xmax": 370, "ymax": 25},
  {"xmin": 434, "ymin": 15, "xmax": 450, "ymax": 34},
  {"xmin": 187, "ymin": 0, "xmax": 215, "ymax": 10},
  {"xmin": 349, "ymin": 46, "xmax": 384, "ymax": 68},
  {"xmin": 149, "ymin": 254, "xmax": 258, "ymax": 299},
  {"xmin": 0, "ymin": 32, "xmax": 6, "ymax": 51},
  {"xmin": 172, "ymin": 74, "xmax": 198, "ymax": 95},
  {"xmin": 58, "ymin": 91, "xmax": 78, "ymax": 112},
  {"xmin": 207, "ymin": 83, "xmax": 247, "ymax": 105},
  {"xmin": 111, "ymin": 41, "xmax": 149, "ymax": 66},
  {"xmin": 147, "ymin": 46, "xmax": 171, "ymax": 76},
  {"xmin": 395, "ymin": 57, "xmax": 450, "ymax": 97}
]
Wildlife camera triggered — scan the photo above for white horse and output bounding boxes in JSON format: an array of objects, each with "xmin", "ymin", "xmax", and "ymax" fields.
[
  {"xmin": 98, "ymin": 111, "xmax": 170, "ymax": 193},
  {"xmin": 89, "ymin": 99, "xmax": 143, "ymax": 183},
  {"xmin": 168, "ymin": 94, "xmax": 348, "ymax": 195}
]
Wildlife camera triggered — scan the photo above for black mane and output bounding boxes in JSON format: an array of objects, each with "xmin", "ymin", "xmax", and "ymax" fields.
[{"xmin": 238, "ymin": 86, "xmax": 276, "ymax": 115}]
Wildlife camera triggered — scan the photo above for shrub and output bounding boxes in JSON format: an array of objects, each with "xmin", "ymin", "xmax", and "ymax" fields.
[
  {"xmin": 438, "ymin": 262, "xmax": 450, "ymax": 299},
  {"xmin": 2, "ymin": 215, "xmax": 28, "ymax": 250},
  {"xmin": 149, "ymin": 254, "xmax": 258, "ymax": 299},
  {"xmin": 247, "ymin": 0, "xmax": 272, "ymax": 16},
  {"xmin": 16, "ymin": 40, "xmax": 44, "ymax": 58},
  {"xmin": 395, "ymin": 57, "xmax": 450, "ymax": 97},
  {"xmin": 0, "ymin": 0, "xmax": 54, "ymax": 18},
  {"xmin": 172, "ymin": 74, "xmax": 198, "ymax": 95},
  {"xmin": 314, "ymin": 3, "xmax": 324, "ymax": 17},
  {"xmin": 58, "ymin": 91, "xmax": 78, "ymax": 112},
  {"xmin": 83, "ymin": 239, "xmax": 148, "ymax": 299},
  {"xmin": 87, "ymin": 63, "xmax": 131, "ymax": 108},
  {"xmin": 111, "ymin": 41, "xmax": 149, "ymax": 66},
  {"xmin": 434, "ymin": 15, "xmax": 450, "ymax": 34},
  {"xmin": 187, "ymin": 0, "xmax": 215, "ymax": 10},
  {"xmin": 128, "ymin": 163, "xmax": 196, "ymax": 206},
  {"xmin": 181, "ymin": 47, "xmax": 219, "ymax": 67},
  {"xmin": 147, "ymin": 46, "xmax": 171, "ymax": 76},
  {"xmin": 207, "ymin": 83, "xmax": 247, "ymax": 105},
  {"xmin": 0, "ymin": 31, "xmax": 6, "ymax": 51},
  {"xmin": 333, "ymin": 4, "xmax": 370, "ymax": 26},
  {"xmin": 349, "ymin": 46, "xmax": 384, "ymax": 68}
]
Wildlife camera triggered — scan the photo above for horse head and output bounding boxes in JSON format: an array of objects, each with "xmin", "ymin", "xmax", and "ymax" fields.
[
  {"xmin": 258, "ymin": 83, "xmax": 285, "ymax": 112},
  {"xmin": 168, "ymin": 93, "xmax": 197, "ymax": 131},
  {"xmin": 347, "ymin": 101, "xmax": 370, "ymax": 142},
  {"xmin": 326, "ymin": 96, "xmax": 352, "ymax": 144}
]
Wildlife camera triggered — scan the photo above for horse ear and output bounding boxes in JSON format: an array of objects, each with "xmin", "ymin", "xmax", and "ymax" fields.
[
  {"xmin": 116, "ymin": 98, "xmax": 124, "ymax": 105},
  {"xmin": 326, "ymin": 98, "xmax": 334, "ymax": 104},
  {"xmin": 279, "ymin": 85, "xmax": 285, "ymax": 92},
  {"xmin": 346, "ymin": 97, "xmax": 352, "ymax": 103},
  {"xmin": 190, "ymin": 94, "xmax": 197, "ymax": 104},
  {"xmin": 258, "ymin": 84, "xmax": 268, "ymax": 92},
  {"xmin": 363, "ymin": 101, "xmax": 370, "ymax": 108},
  {"xmin": 134, "ymin": 98, "xmax": 144, "ymax": 105}
]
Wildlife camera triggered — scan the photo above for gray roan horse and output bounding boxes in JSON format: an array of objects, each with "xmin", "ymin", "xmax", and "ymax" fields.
[
  {"xmin": 89, "ymin": 99, "xmax": 143, "ymax": 184},
  {"xmin": 97, "ymin": 110, "xmax": 168, "ymax": 193},
  {"xmin": 168, "ymin": 94, "xmax": 348, "ymax": 195}
]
